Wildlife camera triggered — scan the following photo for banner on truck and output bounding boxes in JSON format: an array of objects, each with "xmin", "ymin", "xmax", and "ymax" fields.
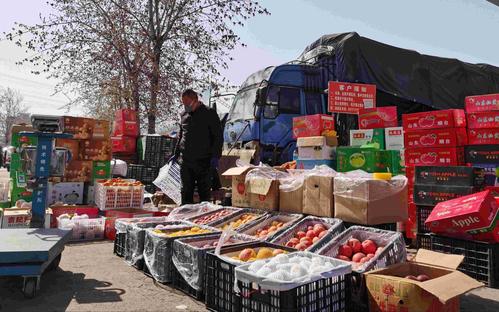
[{"xmin": 328, "ymin": 81, "xmax": 376, "ymax": 114}]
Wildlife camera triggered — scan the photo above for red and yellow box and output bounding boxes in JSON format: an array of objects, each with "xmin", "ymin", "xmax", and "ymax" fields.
[
  {"xmin": 404, "ymin": 147, "xmax": 464, "ymax": 167},
  {"xmin": 292, "ymin": 114, "xmax": 335, "ymax": 138},
  {"xmin": 358, "ymin": 106, "xmax": 398, "ymax": 129},
  {"xmin": 404, "ymin": 128, "xmax": 467, "ymax": 148},
  {"xmin": 467, "ymin": 128, "xmax": 499, "ymax": 145},
  {"xmin": 465, "ymin": 94, "xmax": 499, "ymax": 113},
  {"xmin": 402, "ymin": 109, "xmax": 466, "ymax": 131}
]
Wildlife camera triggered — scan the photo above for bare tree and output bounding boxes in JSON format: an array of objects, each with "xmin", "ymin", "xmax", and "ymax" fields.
[{"xmin": 0, "ymin": 87, "xmax": 28, "ymax": 145}]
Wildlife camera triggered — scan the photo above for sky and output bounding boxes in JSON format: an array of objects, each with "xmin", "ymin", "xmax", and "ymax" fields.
[{"xmin": 0, "ymin": 0, "xmax": 499, "ymax": 115}]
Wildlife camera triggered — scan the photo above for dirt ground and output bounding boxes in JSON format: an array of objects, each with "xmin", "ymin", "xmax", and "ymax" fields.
[{"xmin": 0, "ymin": 241, "xmax": 498, "ymax": 312}]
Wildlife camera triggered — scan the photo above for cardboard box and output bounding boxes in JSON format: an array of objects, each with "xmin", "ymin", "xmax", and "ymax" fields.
[
  {"xmin": 292, "ymin": 114, "xmax": 335, "ymax": 139},
  {"xmin": 80, "ymin": 139, "xmax": 112, "ymax": 161},
  {"xmin": 111, "ymin": 136, "xmax": 136, "ymax": 154},
  {"xmin": 337, "ymin": 147, "xmax": 401, "ymax": 173},
  {"xmin": 222, "ymin": 167, "xmax": 252, "ymax": 207},
  {"xmin": 467, "ymin": 128, "xmax": 499, "ymax": 145},
  {"xmin": 365, "ymin": 249, "xmax": 483, "ymax": 312},
  {"xmin": 303, "ymin": 175, "xmax": 334, "ymax": 217},
  {"xmin": 413, "ymin": 184, "xmax": 479, "ymax": 207},
  {"xmin": 384, "ymin": 127, "xmax": 404, "ymax": 151},
  {"xmin": 11, "ymin": 124, "xmax": 37, "ymax": 148},
  {"xmin": 472, "ymin": 221, "xmax": 499, "ymax": 243},
  {"xmin": 56, "ymin": 138, "xmax": 80, "ymax": 160},
  {"xmin": 404, "ymin": 128, "xmax": 468, "ymax": 148},
  {"xmin": 93, "ymin": 119, "xmax": 111, "ymax": 140},
  {"xmin": 334, "ymin": 176, "xmax": 408, "ymax": 224},
  {"xmin": 62, "ymin": 116, "xmax": 94, "ymax": 139},
  {"xmin": 358, "ymin": 106, "xmax": 398, "ymax": 129},
  {"xmin": 471, "ymin": 163, "xmax": 498, "ymax": 186},
  {"xmin": 350, "ymin": 129, "xmax": 385, "ymax": 149},
  {"xmin": 402, "ymin": 109, "xmax": 466, "ymax": 131},
  {"xmin": 49, "ymin": 204, "xmax": 99, "ymax": 228},
  {"xmin": 84, "ymin": 185, "xmax": 95, "ymax": 205},
  {"xmin": 404, "ymin": 147, "xmax": 464, "ymax": 166},
  {"xmin": 47, "ymin": 182, "xmax": 84, "ymax": 205},
  {"xmin": 1, "ymin": 207, "xmax": 51, "ymax": 229},
  {"xmin": 279, "ymin": 184, "xmax": 303, "ymax": 214},
  {"xmin": 426, "ymin": 190, "xmax": 498, "ymax": 235},
  {"xmin": 295, "ymin": 159, "xmax": 335, "ymax": 170},
  {"xmin": 113, "ymin": 120, "xmax": 139, "ymax": 137},
  {"xmin": 9, "ymin": 178, "xmax": 32, "ymax": 203},
  {"xmin": 465, "ymin": 145, "xmax": 499, "ymax": 164},
  {"xmin": 104, "ymin": 208, "xmax": 154, "ymax": 240},
  {"xmin": 297, "ymin": 136, "xmax": 335, "ymax": 160},
  {"xmin": 92, "ymin": 161, "xmax": 112, "ymax": 180},
  {"xmin": 415, "ymin": 166, "xmax": 485, "ymax": 187},
  {"xmin": 406, "ymin": 165, "xmax": 415, "ymax": 186},
  {"xmin": 64, "ymin": 160, "xmax": 93, "ymax": 182},
  {"xmin": 465, "ymin": 93, "xmax": 499, "ymax": 112},
  {"xmin": 467, "ymin": 111, "xmax": 499, "ymax": 129},
  {"xmin": 247, "ymin": 176, "xmax": 280, "ymax": 211}
]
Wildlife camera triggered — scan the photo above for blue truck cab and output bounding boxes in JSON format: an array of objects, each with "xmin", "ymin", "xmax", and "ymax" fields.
[{"xmin": 224, "ymin": 64, "xmax": 326, "ymax": 165}]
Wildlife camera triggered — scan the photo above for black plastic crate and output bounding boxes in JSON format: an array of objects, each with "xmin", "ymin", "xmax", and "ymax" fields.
[
  {"xmin": 144, "ymin": 184, "xmax": 158, "ymax": 194},
  {"xmin": 143, "ymin": 152, "xmax": 168, "ymax": 168},
  {"xmin": 416, "ymin": 205, "xmax": 433, "ymax": 234},
  {"xmin": 142, "ymin": 167, "xmax": 159, "ymax": 184},
  {"xmin": 431, "ymin": 235, "xmax": 499, "ymax": 288},
  {"xmin": 126, "ymin": 164, "xmax": 145, "ymax": 180},
  {"xmin": 205, "ymin": 242, "xmax": 295, "ymax": 312},
  {"xmin": 343, "ymin": 222, "xmax": 397, "ymax": 232},
  {"xmin": 113, "ymin": 232, "xmax": 126, "ymax": 257},
  {"xmin": 238, "ymin": 273, "xmax": 348, "ymax": 312},
  {"xmin": 416, "ymin": 233, "xmax": 432, "ymax": 249},
  {"xmin": 171, "ymin": 267, "xmax": 204, "ymax": 301}
]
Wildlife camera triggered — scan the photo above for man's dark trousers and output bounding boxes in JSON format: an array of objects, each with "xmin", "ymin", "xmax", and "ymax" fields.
[{"xmin": 180, "ymin": 158, "xmax": 211, "ymax": 205}]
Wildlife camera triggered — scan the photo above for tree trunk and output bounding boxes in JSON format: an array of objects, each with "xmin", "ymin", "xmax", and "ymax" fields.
[
  {"xmin": 130, "ymin": 71, "xmax": 141, "ymax": 135},
  {"xmin": 148, "ymin": 46, "xmax": 161, "ymax": 134}
]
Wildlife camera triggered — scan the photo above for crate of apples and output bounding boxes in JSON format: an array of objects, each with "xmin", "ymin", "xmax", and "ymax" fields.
[
  {"xmin": 192, "ymin": 209, "xmax": 235, "ymax": 225},
  {"xmin": 336, "ymin": 238, "xmax": 384, "ymax": 264},
  {"xmin": 284, "ymin": 224, "xmax": 329, "ymax": 251},
  {"xmin": 219, "ymin": 213, "xmax": 259, "ymax": 230},
  {"xmin": 253, "ymin": 221, "xmax": 285, "ymax": 239},
  {"xmin": 153, "ymin": 226, "xmax": 212, "ymax": 237},
  {"xmin": 231, "ymin": 247, "xmax": 286, "ymax": 262}
]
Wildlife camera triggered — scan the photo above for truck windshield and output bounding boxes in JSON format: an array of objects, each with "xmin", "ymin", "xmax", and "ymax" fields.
[{"xmin": 227, "ymin": 88, "xmax": 257, "ymax": 122}]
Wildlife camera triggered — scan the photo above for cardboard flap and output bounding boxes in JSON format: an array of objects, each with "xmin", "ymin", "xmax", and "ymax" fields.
[
  {"xmin": 297, "ymin": 136, "xmax": 325, "ymax": 147},
  {"xmin": 414, "ymin": 249, "xmax": 464, "ymax": 270},
  {"xmin": 418, "ymin": 271, "xmax": 484, "ymax": 303},
  {"xmin": 248, "ymin": 178, "xmax": 273, "ymax": 195},
  {"xmin": 222, "ymin": 166, "xmax": 251, "ymax": 176}
]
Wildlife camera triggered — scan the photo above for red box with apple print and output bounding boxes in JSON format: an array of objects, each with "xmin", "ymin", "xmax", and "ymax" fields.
[
  {"xmin": 467, "ymin": 111, "xmax": 499, "ymax": 129},
  {"xmin": 425, "ymin": 190, "xmax": 498, "ymax": 236},
  {"xmin": 111, "ymin": 136, "xmax": 136, "ymax": 154},
  {"xmin": 404, "ymin": 147, "xmax": 464, "ymax": 167},
  {"xmin": 404, "ymin": 127, "xmax": 468, "ymax": 148},
  {"xmin": 465, "ymin": 94, "xmax": 499, "ymax": 113},
  {"xmin": 467, "ymin": 128, "xmax": 499, "ymax": 145},
  {"xmin": 292, "ymin": 114, "xmax": 335, "ymax": 138},
  {"xmin": 358, "ymin": 106, "xmax": 398, "ymax": 129},
  {"xmin": 402, "ymin": 109, "xmax": 466, "ymax": 131}
]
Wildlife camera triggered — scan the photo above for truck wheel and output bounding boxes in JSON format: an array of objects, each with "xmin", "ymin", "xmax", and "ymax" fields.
[{"xmin": 23, "ymin": 278, "xmax": 37, "ymax": 299}]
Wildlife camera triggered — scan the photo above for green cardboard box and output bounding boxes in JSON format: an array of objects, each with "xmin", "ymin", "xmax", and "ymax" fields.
[
  {"xmin": 349, "ymin": 128, "xmax": 385, "ymax": 149},
  {"xmin": 11, "ymin": 132, "xmax": 38, "ymax": 148},
  {"xmin": 92, "ymin": 161, "xmax": 111, "ymax": 181},
  {"xmin": 337, "ymin": 147, "xmax": 402, "ymax": 174},
  {"xmin": 9, "ymin": 178, "xmax": 32, "ymax": 203},
  {"xmin": 9, "ymin": 153, "xmax": 22, "ymax": 179},
  {"xmin": 370, "ymin": 150, "xmax": 402, "ymax": 174}
]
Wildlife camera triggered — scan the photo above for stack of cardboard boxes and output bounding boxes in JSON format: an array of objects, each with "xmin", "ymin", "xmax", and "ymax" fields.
[
  {"xmin": 111, "ymin": 109, "xmax": 139, "ymax": 161},
  {"xmin": 8, "ymin": 125, "xmax": 37, "ymax": 203}
]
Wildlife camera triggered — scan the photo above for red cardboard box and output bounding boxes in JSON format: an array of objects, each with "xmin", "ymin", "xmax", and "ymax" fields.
[
  {"xmin": 104, "ymin": 208, "xmax": 154, "ymax": 240},
  {"xmin": 292, "ymin": 114, "xmax": 335, "ymax": 138},
  {"xmin": 402, "ymin": 109, "xmax": 466, "ymax": 131},
  {"xmin": 426, "ymin": 190, "xmax": 498, "ymax": 236},
  {"xmin": 111, "ymin": 136, "xmax": 136, "ymax": 154},
  {"xmin": 93, "ymin": 119, "xmax": 111, "ymax": 140},
  {"xmin": 56, "ymin": 138, "xmax": 80, "ymax": 161},
  {"xmin": 115, "ymin": 109, "xmax": 138, "ymax": 122},
  {"xmin": 358, "ymin": 106, "xmax": 398, "ymax": 129},
  {"xmin": 467, "ymin": 111, "xmax": 499, "ymax": 129},
  {"xmin": 467, "ymin": 128, "xmax": 499, "ymax": 145},
  {"xmin": 50, "ymin": 205, "xmax": 99, "ymax": 228},
  {"xmin": 404, "ymin": 147, "xmax": 464, "ymax": 167},
  {"xmin": 406, "ymin": 165, "xmax": 415, "ymax": 186},
  {"xmin": 465, "ymin": 94, "xmax": 499, "ymax": 113},
  {"xmin": 80, "ymin": 140, "xmax": 112, "ymax": 161},
  {"xmin": 64, "ymin": 160, "xmax": 93, "ymax": 182},
  {"xmin": 113, "ymin": 120, "xmax": 139, "ymax": 137},
  {"xmin": 62, "ymin": 116, "xmax": 94, "ymax": 140},
  {"xmin": 404, "ymin": 128, "xmax": 468, "ymax": 148}
]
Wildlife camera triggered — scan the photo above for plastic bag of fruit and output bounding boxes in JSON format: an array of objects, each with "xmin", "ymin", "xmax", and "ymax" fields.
[
  {"xmin": 270, "ymin": 216, "xmax": 344, "ymax": 252},
  {"xmin": 172, "ymin": 231, "xmax": 256, "ymax": 291},
  {"xmin": 239, "ymin": 212, "xmax": 303, "ymax": 241},
  {"xmin": 209, "ymin": 208, "xmax": 268, "ymax": 231},
  {"xmin": 316, "ymin": 225, "xmax": 406, "ymax": 273},
  {"xmin": 234, "ymin": 251, "xmax": 352, "ymax": 291},
  {"xmin": 115, "ymin": 216, "xmax": 168, "ymax": 234},
  {"xmin": 245, "ymin": 167, "xmax": 290, "ymax": 185},
  {"xmin": 188, "ymin": 207, "xmax": 241, "ymax": 225},
  {"xmin": 279, "ymin": 170, "xmax": 306, "ymax": 193},
  {"xmin": 167, "ymin": 202, "xmax": 222, "ymax": 221}
]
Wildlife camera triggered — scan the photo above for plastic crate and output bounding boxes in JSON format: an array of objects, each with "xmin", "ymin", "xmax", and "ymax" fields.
[
  {"xmin": 205, "ymin": 242, "xmax": 295, "ymax": 312},
  {"xmin": 416, "ymin": 233, "xmax": 432, "ymax": 249},
  {"xmin": 126, "ymin": 164, "xmax": 145, "ymax": 180},
  {"xmin": 238, "ymin": 213, "xmax": 303, "ymax": 241},
  {"xmin": 114, "ymin": 232, "xmax": 126, "ymax": 257},
  {"xmin": 142, "ymin": 167, "xmax": 159, "ymax": 184},
  {"xmin": 343, "ymin": 222, "xmax": 397, "ymax": 232},
  {"xmin": 95, "ymin": 179, "xmax": 144, "ymax": 211},
  {"xmin": 171, "ymin": 266, "xmax": 205, "ymax": 301},
  {"xmin": 144, "ymin": 184, "xmax": 158, "ymax": 194},
  {"xmin": 430, "ymin": 235, "xmax": 499, "ymax": 288},
  {"xmin": 57, "ymin": 216, "xmax": 106, "ymax": 241},
  {"xmin": 236, "ymin": 254, "xmax": 349, "ymax": 312},
  {"xmin": 416, "ymin": 205, "xmax": 433, "ymax": 234}
]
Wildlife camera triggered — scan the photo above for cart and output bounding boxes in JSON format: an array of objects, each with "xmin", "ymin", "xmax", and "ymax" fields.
[{"xmin": 0, "ymin": 228, "xmax": 72, "ymax": 298}]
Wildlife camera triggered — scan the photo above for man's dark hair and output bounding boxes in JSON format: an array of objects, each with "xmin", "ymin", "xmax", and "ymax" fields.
[{"xmin": 182, "ymin": 89, "xmax": 198, "ymax": 98}]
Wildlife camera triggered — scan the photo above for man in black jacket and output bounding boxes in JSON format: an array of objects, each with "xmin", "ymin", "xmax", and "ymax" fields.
[{"xmin": 173, "ymin": 89, "xmax": 223, "ymax": 204}]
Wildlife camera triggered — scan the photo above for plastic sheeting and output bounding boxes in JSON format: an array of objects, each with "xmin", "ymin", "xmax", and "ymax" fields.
[
  {"xmin": 334, "ymin": 174, "xmax": 408, "ymax": 202},
  {"xmin": 235, "ymin": 251, "xmax": 352, "ymax": 292},
  {"xmin": 188, "ymin": 207, "xmax": 242, "ymax": 226},
  {"xmin": 245, "ymin": 167, "xmax": 290, "ymax": 185},
  {"xmin": 172, "ymin": 232, "xmax": 256, "ymax": 291},
  {"xmin": 143, "ymin": 224, "xmax": 220, "ymax": 283},
  {"xmin": 167, "ymin": 202, "xmax": 222, "ymax": 221},
  {"xmin": 270, "ymin": 216, "xmax": 344, "ymax": 252},
  {"xmin": 239, "ymin": 213, "xmax": 303, "ymax": 241},
  {"xmin": 115, "ymin": 217, "xmax": 168, "ymax": 234},
  {"xmin": 209, "ymin": 208, "xmax": 269, "ymax": 231},
  {"xmin": 316, "ymin": 225, "xmax": 406, "ymax": 273}
]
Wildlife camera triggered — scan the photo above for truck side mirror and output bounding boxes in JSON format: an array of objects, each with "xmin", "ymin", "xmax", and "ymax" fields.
[{"xmin": 255, "ymin": 86, "xmax": 268, "ymax": 106}]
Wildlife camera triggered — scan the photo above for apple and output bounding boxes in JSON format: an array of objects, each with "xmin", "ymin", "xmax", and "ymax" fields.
[
  {"xmin": 318, "ymin": 230, "xmax": 327, "ymax": 239},
  {"xmin": 289, "ymin": 238, "xmax": 300, "ymax": 245},
  {"xmin": 286, "ymin": 241, "xmax": 296, "ymax": 248},
  {"xmin": 416, "ymin": 274, "xmax": 431, "ymax": 282},
  {"xmin": 337, "ymin": 255, "xmax": 350, "ymax": 261},
  {"xmin": 338, "ymin": 245, "xmax": 353, "ymax": 258},
  {"xmin": 375, "ymin": 246, "xmax": 384, "ymax": 255},
  {"xmin": 361, "ymin": 240, "xmax": 377, "ymax": 255},
  {"xmin": 296, "ymin": 231, "xmax": 306, "ymax": 239},
  {"xmin": 313, "ymin": 224, "xmax": 326, "ymax": 232},
  {"xmin": 306, "ymin": 230, "xmax": 316, "ymax": 239},
  {"xmin": 359, "ymin": 257, "xmax": 370, "ymax": 263},
  {"xmin": 366, "ymin": 253, "xmax": 375, "ymax": 259},
  {"xmin": 295, "ymin": 243, "xmax": 307, "ymax": 251},
  {"xmin": 300, "ymin": 237, "xmax": 311, "ymax": 244},
  {"xmin": 273, "ymin": 249, "xmax": 285, "ymax": 256},
  {"xmin": 307, "ymin": 226, "xmax": 314, "ymax": 231},
  {"xmin": 405, "ymin": 275, "xmax": 418, "ymax": 281},
  {"xmin": 238, "ymin": 248, "xmax": 254, "ymax": 261},
  {"xmin": 312, "ymin": 237, "xmax": 320, "ymax": 244},
  {"xmin": 352, "ymin": 252, "xmax": 366, "ymax": 263},
  {"xmin": 348, "ymin": 239, "xmax": 362, "ymax": 253}
]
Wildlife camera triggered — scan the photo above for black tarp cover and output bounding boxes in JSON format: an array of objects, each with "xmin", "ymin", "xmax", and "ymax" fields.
[{"xmin": 299, "ymin": 32, "xmax": 499, "ymax": 111}]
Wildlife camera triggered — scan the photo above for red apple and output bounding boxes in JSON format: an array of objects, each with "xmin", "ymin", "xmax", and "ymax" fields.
[
  {"xmin": 375, "ymin": 246, "xmax": 384, "ymax": 255},
  {"xmin": 313, "ymin": 224, "xmax": 326, "ymax": 232},
  {"xmin": 337, "ymin": 255, "xmax": 350, "ymax": 261},
  {"xmin": 295, "ymin": 243, "xmax": 307, "ymax": 251},
  {"xmin": 348, "ymin": 239, "xmax": 362, "ymax": 254},
  {"xmin": 361, "ymin": 240, "xmax": 377, "ymax": 255},
  {"xmin": 306, "ymin": 230, "xmax": 316, "ymax": 239},
  {"xmin": 366, "ymin": 253, "xmax": 375, "ymax": 259},
  {"xmin": 285, "ymin": 241, "xmax": 296, "ymax": 248},
  {"xmin": 289, "ymin": 238, "xmax": 300, "ymax": 245},
  {"xmin": 296, "ymin": 231, "xmax": 306, "ymax": 239},
  {"xmin": 416, "ymin": 274, "xmax": 431, "ymax": 282},
  {"xmin": 360, "ymin": 257, "xmax": 370, "ymax": 263},
  {"xmin": 352, "ymin": 252, "xmax": 366, "ymax": 263},
  {"xmin": 318, "ymin": 230, "xmax": 327, "ymax": 239},
  {"xmin": 338, "ymin": 245, "xmax": 353, "ymax": 258},
  {"xmin": 307, "ymin": 226, "xmax": 314, "ymax": 231},
  {"xmin": 312, "ymin": 237, "xmax": 320, "ymax": 244}
]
